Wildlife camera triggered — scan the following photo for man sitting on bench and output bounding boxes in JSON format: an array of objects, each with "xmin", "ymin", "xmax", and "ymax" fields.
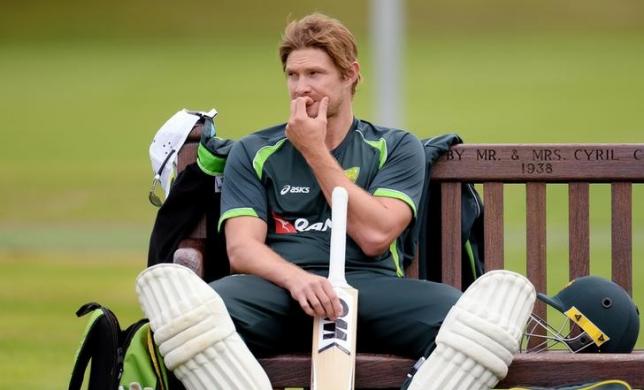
[{"xmin": 136, "ymin": 13, "xmax": 536, "ymax": 390}]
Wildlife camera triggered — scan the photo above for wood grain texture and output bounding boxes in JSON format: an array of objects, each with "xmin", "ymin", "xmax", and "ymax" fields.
[
  {"xmin": 483, "ymin": 182, "xmax": 504, "ymax": 270},
  {"xmin": 261, "ymin": 353, "xmax": 413, "ymax": 389},
  {"xmin": 568, "ymin": 183, "xmax": 590, "ymax": 280},
  {"xmin": 177, "ymin": 142, "xmax": 197, "ymax": 173},
  {"xmin": 176, "ymin": 133, "xmax": 207, "ymax": 239},
  {"xmin": 526, "ymin": 183, "xmax": 547, "ymax": 343},
  {"xmin": 612, "ymin": 182, "xmax": 633, "ymax": 294},
  {"xmin": 441, "ymin": 182, "xmax": 462, "ymax": 290},
  {"xmin": 499, "ymin": 352, "xmax": 644, "ymax": 388},
  {"xmin": 431, "ymin": 144, "xmax": 644, "ymax": 182},
  {"xmin": 177, "ymin": 127, "xmax": 201, "ymax": 171},
  {"xmin": 172, "ymin": 141, "xmax": 644, "ymax": 389},
  {"xmin": 260, "ymin": 352, "xmax": 644, "ymax": 389}
]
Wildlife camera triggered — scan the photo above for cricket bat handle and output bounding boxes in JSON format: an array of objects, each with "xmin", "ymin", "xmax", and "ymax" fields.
[{"xmin": 328, "ymin": 187, "xmax": 348, "ymax": 285}]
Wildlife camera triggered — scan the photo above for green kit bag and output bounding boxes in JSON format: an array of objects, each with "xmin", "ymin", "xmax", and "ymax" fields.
[{"xmin": 68, "ymin": 302, "xmax": 170, "ymax": 390}]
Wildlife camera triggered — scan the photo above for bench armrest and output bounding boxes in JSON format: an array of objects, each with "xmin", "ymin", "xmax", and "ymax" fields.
[{"xmin": 173, "ymin": 239, "xmax": 205, "ymax": 279}]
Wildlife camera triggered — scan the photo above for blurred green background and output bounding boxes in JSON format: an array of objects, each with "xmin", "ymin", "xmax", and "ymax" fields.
[{"xmin": 1, "ymin": 0, "xmax": 643, "ymax": 387}]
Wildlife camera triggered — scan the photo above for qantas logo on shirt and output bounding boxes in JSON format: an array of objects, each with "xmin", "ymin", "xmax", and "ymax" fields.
[
  {"xmin": 280, "ymin": 184, "xmax": 310, "ymax": 195},
  {"xmin": 272, "ymin": 212, "xmax": 332, "ymax": 234},
  {"xmin": 272, "ymin": 212, "xmax": 297, "ymax": 234},
  {"xmin": 295, "ymin": 217, "xmax": 332, "ymax": 232}
]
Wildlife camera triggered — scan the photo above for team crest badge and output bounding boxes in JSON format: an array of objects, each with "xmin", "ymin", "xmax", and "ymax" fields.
[{"xmin": 344, "ymin": 167, "xmax": 360, "ymax": 183}]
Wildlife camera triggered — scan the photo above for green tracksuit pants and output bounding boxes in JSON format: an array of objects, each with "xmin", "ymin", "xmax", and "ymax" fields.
[{"xmin": 210, "ymin": 271, "xmax": 461, "ymax": 359}]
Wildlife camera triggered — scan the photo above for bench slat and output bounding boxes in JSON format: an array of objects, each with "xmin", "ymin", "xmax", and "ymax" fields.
[
  {"xmin": 611, "ymin": 182, "xmax": 632, "ymax": 294},
  {"xmin": 483, "ymin": 182, "xmax": 504, "ymax": 269},
  {"xmin": 177, "ymin": 141, "xmax": 198, "ymax": 173},
  {"xmin": 260, "ymin": 352, "xmax": 644, "ymax": 388},
  {"xmin": 177, "ymin": 142, "xmax": 208, "ymax": 239},
  {"xmin": 441, "ymin": 182, "xmax": 462, "ymax": 289},
  {"xmin": 431, "ymin": 144, "xmax": 644, "ymax": 182},
  {"xmin": 260, "ymin": 354, "xmax": 413, "ymax": 389},
  {"xmin": 569, "ymin": 183, "xmax": 590, "ymax": 280},
  {"xmin": 499, "ymin": 352, "xmax": 644, "ymax": 388},
  {"xmin": 526, "ymin": 183, "xmax": 547, "ymax": 340}
]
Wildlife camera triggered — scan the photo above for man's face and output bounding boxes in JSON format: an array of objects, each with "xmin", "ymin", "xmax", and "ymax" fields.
[{"xmin": 285, "ymin": 48, "xmax": 353, "ymax": 118}]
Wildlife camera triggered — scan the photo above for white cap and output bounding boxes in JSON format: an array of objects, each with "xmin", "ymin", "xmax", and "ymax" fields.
[{"xmin": 149, "ymin": 108, "xmax": 217, "ymax": 198}]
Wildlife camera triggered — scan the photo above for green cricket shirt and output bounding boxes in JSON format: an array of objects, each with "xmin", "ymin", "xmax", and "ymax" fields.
[{"xmin": 219, "ymin": 118, "xmax": 425, "ymax": 277}]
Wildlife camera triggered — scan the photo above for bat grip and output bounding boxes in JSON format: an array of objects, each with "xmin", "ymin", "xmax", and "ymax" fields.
[{"xmin": 328, "ymin": 187, "xmax": 348, "ymax": 285}]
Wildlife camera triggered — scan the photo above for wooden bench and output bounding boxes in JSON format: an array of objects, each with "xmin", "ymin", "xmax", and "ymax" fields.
[{"xmin": 174, "ymin": 135, "xmax": 644, "ymax": 389}]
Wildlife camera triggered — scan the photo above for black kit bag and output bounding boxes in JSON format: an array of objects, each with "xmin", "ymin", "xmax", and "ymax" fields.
[{"xmin": 417, "ymin": 134, "xmax": 485, "ymax": 289}]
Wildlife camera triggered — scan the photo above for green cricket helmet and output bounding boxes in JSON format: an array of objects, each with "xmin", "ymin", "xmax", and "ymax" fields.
[{"xmin": 523, "ymin": 276, "xmax": 639, "ymax": 353}]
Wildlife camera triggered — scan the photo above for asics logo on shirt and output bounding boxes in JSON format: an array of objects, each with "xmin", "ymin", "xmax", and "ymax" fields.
[{"xmin": 280, "ymin": 184, "xmax": 310, "ymax": 195}]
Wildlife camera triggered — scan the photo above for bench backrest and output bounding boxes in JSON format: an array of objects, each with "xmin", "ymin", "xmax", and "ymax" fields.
[
  {"xmin": 178, "ymin": 139, "xmax": 643, "ymax": 346},
  {"xmin": 175, "ymin": 140, "xmax": 643, "ymax": 386},
  {"xmin": 429, "ymin": 144, "xmax": 643, "ymax": 333}
]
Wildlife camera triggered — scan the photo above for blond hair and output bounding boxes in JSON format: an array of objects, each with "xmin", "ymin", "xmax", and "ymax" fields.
[{"xmin": 279, "ymin": 13, "xmax": 361, "ymax": 95}]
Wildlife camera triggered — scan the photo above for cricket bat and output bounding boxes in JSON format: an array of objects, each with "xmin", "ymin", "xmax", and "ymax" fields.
[{"xmin": 311, "ymin": 186, "xmax": 359, "ymax": 390}]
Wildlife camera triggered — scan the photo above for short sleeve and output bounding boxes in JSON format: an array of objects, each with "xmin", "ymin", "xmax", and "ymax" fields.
[
  {"xmin": 219, "ymin": 140, "xmax": 267, "ymax": 230},
  {"xmin": 368, "ymin": 133, "xmax": 426, "ymax": 217}
]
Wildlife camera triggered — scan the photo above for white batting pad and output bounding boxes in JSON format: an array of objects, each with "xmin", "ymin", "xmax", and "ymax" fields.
[
  {"xmin": 136, "ymin": 264, "xmax": 271, "ymax": 390},
  {"xmin": 408, "ymin": 270, "xmax": 536, "ymax": 390}
]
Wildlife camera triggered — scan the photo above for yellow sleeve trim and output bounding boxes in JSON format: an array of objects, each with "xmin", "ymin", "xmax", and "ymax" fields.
[
  {"xmin": 217, "ymin": 207, "xmax": 259, "ymax": 231},
  {"xmin": 373, "ymin": 188, "xmax": 417, "ymax": 217}
]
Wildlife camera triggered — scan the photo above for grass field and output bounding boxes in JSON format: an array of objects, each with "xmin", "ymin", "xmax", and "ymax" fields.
[
  {"xmin": 1, "ymin": 4, "xmax": 644, "ymax": 388},
  {"xmin": 0, "ymin": 251, "xmax": 143, "ymax": 388}
]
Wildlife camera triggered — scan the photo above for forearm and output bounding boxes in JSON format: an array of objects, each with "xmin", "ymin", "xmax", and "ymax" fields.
[
  {"xmin": 225, "ymin": 218, "xmax": 343, "ymax": 319},
  {"xmin": 303, "ymin": 149, "xmax": 406, "ymax": 256},
  {"xmin": 228, "ymin": 238, "xmax": 305, "ymax": 290}
]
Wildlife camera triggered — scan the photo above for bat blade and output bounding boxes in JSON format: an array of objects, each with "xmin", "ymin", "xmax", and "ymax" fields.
[
  {"xmin": 311, "ymin": 187, "xmax": 358, "ymax": 390},
  {"xmin": 311, "ymin": 286, "xmax": 358, "ymax": 389}
]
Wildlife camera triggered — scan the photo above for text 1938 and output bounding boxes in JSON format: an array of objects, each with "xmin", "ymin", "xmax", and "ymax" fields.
[{"xmin": 521, "ymin": 162, "xmax": 553, "ymax": 174}]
